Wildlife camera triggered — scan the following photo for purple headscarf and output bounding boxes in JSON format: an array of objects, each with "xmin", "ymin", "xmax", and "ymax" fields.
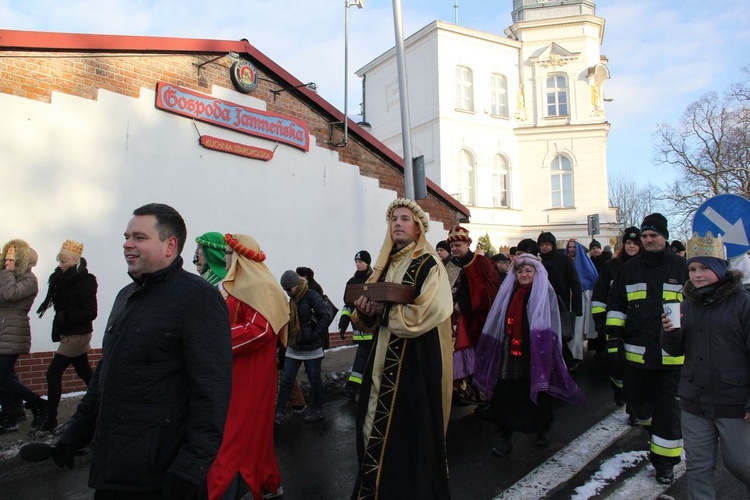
[{"xmin": 474, "ymin": 255, "xmax": 584, "ymax": 405}]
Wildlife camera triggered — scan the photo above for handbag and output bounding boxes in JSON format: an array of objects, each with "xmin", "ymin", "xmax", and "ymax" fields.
[{"xmin": 557, "ymin": 295, "xmax": 575, "ymax": 342}]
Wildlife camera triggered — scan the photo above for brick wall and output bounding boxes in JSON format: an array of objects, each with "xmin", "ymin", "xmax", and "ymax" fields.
[
  {"xmin": 15, "ymin": 349, "xmax": 103, "ymax": 395},
  {"xmin": 0, "ymin": 50, "xmax": 462, "ymax": 230}
]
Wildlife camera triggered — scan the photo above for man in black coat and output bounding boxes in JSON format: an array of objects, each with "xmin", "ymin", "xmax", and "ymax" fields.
[
  {"xmin": 55, "ymin": 203, "xmax": 232, "ymax": 500},
  {"xmin": 536, "ymin": 231, "xmax": 582, "ymax": 370}
]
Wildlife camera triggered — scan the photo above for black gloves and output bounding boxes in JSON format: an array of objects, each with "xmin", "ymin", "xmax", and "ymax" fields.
[
  {"xmin": 52, "ymin": 440, "xmax": 77, "ymax": 469},
  {"xmin": 338, "ymin": 314, "xmax": 351, "ymax": 332},
  {"xmin": 162, "ymin": 474, "xmax": 207, "ymax": 500}
]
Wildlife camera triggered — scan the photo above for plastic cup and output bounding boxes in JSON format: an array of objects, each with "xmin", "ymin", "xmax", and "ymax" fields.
[{"xmin": 663, "ymin": 301, "xmax": 681, "ymax": 328}]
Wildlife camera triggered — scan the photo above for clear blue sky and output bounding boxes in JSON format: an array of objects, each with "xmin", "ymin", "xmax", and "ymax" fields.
[{"xmin": 3, "ymin": 0, "xmax": 749, "ymax": 187}]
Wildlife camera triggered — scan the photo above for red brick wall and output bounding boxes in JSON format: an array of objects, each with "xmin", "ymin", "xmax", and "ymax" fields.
[
  {"xmin": 15, "ymin": 349, "xmax": 103, "ymax": 396},
  {"xmin": 0, "ymin": 50, "xmax": 461, "ymax": 230}
]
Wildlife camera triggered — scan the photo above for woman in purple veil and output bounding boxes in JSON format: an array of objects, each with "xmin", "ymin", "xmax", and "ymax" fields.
[{"xmin": 474, "ymin": 254, "xmax": 584, "ymax": 456}]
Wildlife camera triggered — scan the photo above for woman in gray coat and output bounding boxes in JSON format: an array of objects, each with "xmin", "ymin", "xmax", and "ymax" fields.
[
  {"xmin": 0, "ymin": 239, "xmax": 47, "ymax": 433},
  {"xmin": 661, "ymin": 233, "xmax": 750, "ymax": 499}
]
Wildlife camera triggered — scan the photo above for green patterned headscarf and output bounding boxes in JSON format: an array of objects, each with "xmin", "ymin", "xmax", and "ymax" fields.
[{"xmin": 196, "ymin": 232, "xmax": 228, "ymax": 285}]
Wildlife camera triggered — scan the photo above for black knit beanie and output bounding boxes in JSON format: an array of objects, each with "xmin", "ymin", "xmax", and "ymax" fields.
[
  {"xmin": 622, "ymin": 226, "xmax": 641, "ymax": 245},
  {"xmin": 641, "ymin": 213, "xmax": 669, "ymax": 240},
  {"xmin": 354, "ymin": 250, "xmax": 372, "ymax": 265}
]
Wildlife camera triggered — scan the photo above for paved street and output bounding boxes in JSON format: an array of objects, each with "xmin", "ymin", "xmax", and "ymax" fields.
[{"xmin": 1, "ymin": 347, "xmax": 748, "ymax": 499}]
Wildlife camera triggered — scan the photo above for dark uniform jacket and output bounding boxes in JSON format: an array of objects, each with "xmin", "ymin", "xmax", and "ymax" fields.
[
  {"xmin": 606, "ymin": 248, "xmax": 688, "ymax": 369},
  {"xmin": 60, "ymin": 257, "xmax": 232, "ymax": 492},
  {"xmin": 661, "ymin": 271, "xmax": 750, "ymax": 418},
  {"xmin": 540, "ymin": 248, "xmax": 582, "ymax": 315}
]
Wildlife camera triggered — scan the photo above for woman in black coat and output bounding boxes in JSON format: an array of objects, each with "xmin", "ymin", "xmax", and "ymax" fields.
[
  {"xmin": 275, "ymin": 270, "xmax": 331, "ymax": 424},
  {"xmin": 36, "ymin": 240, "xmax": 97, "ymax": 432}
]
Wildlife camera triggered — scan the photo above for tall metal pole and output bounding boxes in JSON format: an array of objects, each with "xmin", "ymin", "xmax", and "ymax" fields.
[
  {"xmin": 392, "ymin": 0, "xmax": 415, "ymax": 199},
  {"xmin": 343, "ymin": 1, "xmax": 351, "ymax": 146}
]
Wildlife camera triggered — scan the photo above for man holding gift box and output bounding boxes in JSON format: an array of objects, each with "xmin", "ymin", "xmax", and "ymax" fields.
[{"xmin": 350, "ymin": 198, "xmax": 453, "ymax": 500}]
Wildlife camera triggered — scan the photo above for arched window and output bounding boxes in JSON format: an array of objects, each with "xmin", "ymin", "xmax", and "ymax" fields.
[
  {"xmin": 457, "ymin": 149, "xmax": 476, "ymax": 206},
  {"xmin": 546, "ymin": 74, "xmax": 568, "ymax": 116},
  {"xmin": 455, "ymin": 66, "xmax": 473, "ymax": 111},
  {"xmin": 490, "ymin": 74, "xmax": 508, "ymax": 117},
  {"xmin": 550, "ymin": 155, "xmax": 573, "ymax": 207},
  {"xmin": 492, "ymin": 154, "xmax": 510, "ymax": 207}
]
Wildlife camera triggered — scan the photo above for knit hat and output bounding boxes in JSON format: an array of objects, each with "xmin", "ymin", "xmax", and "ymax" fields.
[
  {"xmin": 687, "ymin": 231, "xmax": 728, "ymax": 279},
  {"xmin": 516, "ymin": 238, "xmax": 540, "ymax": 256},
  {"xmin": 670, "ymin": 240, "xmax": 686, "ymax": 253},
  {"xmin": 509, "ymin": 246, "xmax": 517, "ymax": 256},
  {"xmin": 446, "ymin": 226, "xmax": 471, "ymax": 244},
  {"xmin": 280, "ymin": 270, "xmax": 301, "ymax": 290},
  {"xmin": 436, "ymin": 240, "xmax": 450, "ymax": 253},
  {"xmin": 640, "ymin": 213, "xmax": 669, "ymax": 240},
  {"xmin": 622, "ymin": 226, "xmax": 641, "ymax": 245},
  {"xmin": 589, "ymin": 239, "xmax": 602, "ymax": 250},
  {"xmin": 603, "ymin": 245, "xmax": 612, "ymax": 253},
  {"xmin": 354, "ymin": 250, "xmax": 371, "ymax": 265},
  {"xmin": 537, "ymin": 231, "xmax": 556, "ymax": 246},
  {"xmin": 490, "ymin": 253, "xmax": 510, "ymax": 263},
  {"xmin": 59, "ymin": 240, "xmax": 84, "ymax": 260}
]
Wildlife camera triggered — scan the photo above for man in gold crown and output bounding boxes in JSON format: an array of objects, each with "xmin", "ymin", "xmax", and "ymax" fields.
[
  {"xmin": 661, "ymin": 232, "xmax": 750, "ymax": 498},
  {"xmin": 445, "ymin": 225, "xmax": 500, "ymax": 404},
  {"xmin": 350, "ymin": 198, "xmax": 453, "ymax": 500},
  {"xmin": 606, "ymin": 213, "xmax": 688, "ymax": 485}
]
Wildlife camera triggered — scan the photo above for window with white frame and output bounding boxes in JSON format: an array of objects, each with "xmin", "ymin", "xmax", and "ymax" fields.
[
  {"xmin": 550, "ymin": 155, "xmax": 573, "ymax": 207},
  {"xmin": 490, "ymin": 74, "xmax": 508, "ymax": 117},
  {"xmin": 492, "ymin": 154, "xmax": 510, "ymax": 207},
  {"xmin": 456, "ymin": 149, "xmax": 476, "ymax": 205},
  {"xmin": 455, "ymin": 66, "xmax": 473, "ymax": 111},
  {"xmin": 546, "ymin": 74, "xmax": 568, "ymax": 116}
]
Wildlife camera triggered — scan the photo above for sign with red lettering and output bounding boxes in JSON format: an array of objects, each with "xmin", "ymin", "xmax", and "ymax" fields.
[
  {"xmin": 156, "ymin": 82, "xmax": 309, "ymax": 151},
  {"xmin": 199, "ymin": 135, "xmax": 274, "ymax": 161}
]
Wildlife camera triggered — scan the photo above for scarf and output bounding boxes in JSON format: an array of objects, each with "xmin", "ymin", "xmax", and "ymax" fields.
[
  {"xmin": 566, "ymin": 240, "xmax": 598, "ymax": 290},
  {"xmin": 196, "ymin": 232, "xmax": 228, "ymax": 281},
  {"xmin": 287, "ymin": 278, "xmax": 309, "ymax": 344},
  {"xmin": 36, "ymin": 260, "xmax": 83, "ymax": 318},
  {"xmin": 506, "ymin": 284, "xmax": 530, "ymax": 357}
]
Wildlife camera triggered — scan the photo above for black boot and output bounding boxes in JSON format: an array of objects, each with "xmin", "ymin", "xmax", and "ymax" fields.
[
  {"xmin": 0, "ymin": 413, "xmax": 19, "ymax": 434},
  {"xmin": 535, "ymin": 430, "xmax": 549, "ymax": 447},
  {"xmin": 27, "ymin": 399, "xmax": 48, "ymax": 429},
  {"xmin": 491, "ymin": 430, "xmax": 513, "ymax": 457}
]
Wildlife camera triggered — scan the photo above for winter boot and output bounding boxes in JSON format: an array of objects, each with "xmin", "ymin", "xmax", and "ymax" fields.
[
  {"xmin": 0, "ymin": 413, "xmax": 19, "ymax": 434},
  {"xmin": 491, "ymin": 430, "xmax": 513, "ymax": 457},
  {"xmin": 303, "ymin": 408, "xmax": 324, "ymax": 423},
  {"xmin": 27, "ymin": 399, "xmax": 48, "ymax": 429}
]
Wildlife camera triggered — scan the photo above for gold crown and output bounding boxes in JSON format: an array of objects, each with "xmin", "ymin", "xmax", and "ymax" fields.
[
  {"xmin": 60, "ymin": 239, "xmax": 84, "ymax": 257},
  {"xmin": 5, "ymin": 245, "xmax": 15, "ymax": 260},
  {"xmin": 686, "ymin": 231, "xmax": 726, "ymax": 260}
]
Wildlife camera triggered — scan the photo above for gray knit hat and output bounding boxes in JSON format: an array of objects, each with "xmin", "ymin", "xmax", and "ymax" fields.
[{"xmin": 280, "ymin": 270, "xmax": 300, "ymax": 290}]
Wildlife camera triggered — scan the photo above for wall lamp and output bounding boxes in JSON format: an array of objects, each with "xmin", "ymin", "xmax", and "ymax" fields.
[
  {"xmin": 194, "ymin": 51, "xmax": 240, "ymax": 75},
  {"xmin": 270, "ymin": 82, "xmax": 317, "ymax": 101}
]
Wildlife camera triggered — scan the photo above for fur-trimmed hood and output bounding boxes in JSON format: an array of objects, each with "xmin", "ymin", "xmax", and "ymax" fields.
[
  {"xmin": 683, "ymin": 270, "xmax": 744, "ymax": 304},
  {"xmin": 2, "ymin": 239, "xmax": 38, "ymax": 277}
]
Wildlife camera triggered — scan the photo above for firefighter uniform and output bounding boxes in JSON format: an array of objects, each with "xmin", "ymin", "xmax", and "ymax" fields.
[{"xmin": 606, "ymin": 246, "xmax": 687, "ymax": 475}]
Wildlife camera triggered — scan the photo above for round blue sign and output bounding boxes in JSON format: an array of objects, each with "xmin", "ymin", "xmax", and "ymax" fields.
[{"xmin": 691, "ymin": 194, "xmax": 750, "ymax": 259}]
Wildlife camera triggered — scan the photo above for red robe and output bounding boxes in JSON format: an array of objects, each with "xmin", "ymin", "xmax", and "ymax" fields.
[
  {"xmin": 207, "ymin": 295, "xmax": 281, "ymax": 500},
  {"xmin": 454, "ymin": 254, "xmax": 500, "ymax": 350}
]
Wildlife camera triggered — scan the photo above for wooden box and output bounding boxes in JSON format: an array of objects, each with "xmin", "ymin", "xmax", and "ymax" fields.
[{"xmin": 344, "ymin": 282, "xmax": 415, "ymax": 304}]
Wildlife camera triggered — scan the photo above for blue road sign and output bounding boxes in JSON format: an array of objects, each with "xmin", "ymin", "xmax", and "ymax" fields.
[{"xmin": 691, "ymin": 194, "xmax": 750, "ymax": 259}]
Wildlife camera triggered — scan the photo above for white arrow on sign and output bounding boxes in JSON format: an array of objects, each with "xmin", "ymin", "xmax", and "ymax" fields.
[{"xmin": 701, "ymin": 206, "xmax": 749, "ymax": 246}]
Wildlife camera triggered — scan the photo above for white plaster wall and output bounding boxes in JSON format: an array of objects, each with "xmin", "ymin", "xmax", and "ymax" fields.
[{"xmin": 0, "ymin": 85, "xmax": 449, "ymax": 353}]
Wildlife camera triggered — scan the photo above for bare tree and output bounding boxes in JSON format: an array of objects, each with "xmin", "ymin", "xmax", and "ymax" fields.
[
  {"xmin": 608, "ymin": 171, "xmax": 659, "ymax": 230},
  {"xmin": 654, "ymin": 72, "xmax": 750, "ymax": 231}
]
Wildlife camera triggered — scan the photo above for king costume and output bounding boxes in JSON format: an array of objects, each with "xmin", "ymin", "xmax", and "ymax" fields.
[
  {"xmin": 207, "ymin": 234, "xmax": 289, "ymax": 500},
  {"xmin": 351, "ymin": 198, "xmax": 454, "ymax": 500}
]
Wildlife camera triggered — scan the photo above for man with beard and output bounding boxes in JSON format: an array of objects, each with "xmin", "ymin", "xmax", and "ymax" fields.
[
  {"xmin": 350, "ymin": 198, "xmax": 453, "ymax": 499},
  {"xmin": 447, "ymin": 226, "xmax": 500, "ymax": 404},
  {"xmin": 606, "ymin": 213, "xmax": 688, "ymax": 485}
]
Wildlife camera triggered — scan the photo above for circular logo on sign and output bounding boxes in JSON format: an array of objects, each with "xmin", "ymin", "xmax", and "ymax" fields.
[{"xmin": 230, "ymin": 61, "xmax": 258, "ymax": 94}]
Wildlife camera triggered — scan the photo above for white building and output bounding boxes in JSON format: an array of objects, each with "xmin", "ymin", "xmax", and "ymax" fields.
[{"xmin": 357, "ymin": 0, "xmax": 618, "ymax": 250}]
